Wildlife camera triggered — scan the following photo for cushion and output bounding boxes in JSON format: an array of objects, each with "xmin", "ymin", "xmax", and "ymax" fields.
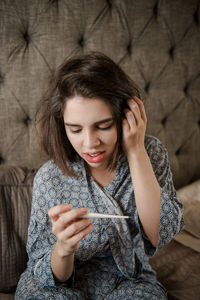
[
  {"xmin": 174, "ymin": 179, "xmax": 200, "ymax": 252},
  {"xmin": 0, "ymin": 293, "xmax": 14, "ymax": 300},
  {"xmin": 150, "ymin": 240, "xmax": 200, "ymax": 300},
  {"xmin": 150, "ymin": 179, "xmax": 200, "ymax": 299},
  {"xmin": 0, "ymin": 166, "xmax": 36, "ymax": 292}
]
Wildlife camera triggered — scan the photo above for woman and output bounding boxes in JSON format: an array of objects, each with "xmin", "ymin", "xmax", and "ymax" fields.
[{"xmin": 15, "ymin": 52, "xmax": 184, "ymax": 300}]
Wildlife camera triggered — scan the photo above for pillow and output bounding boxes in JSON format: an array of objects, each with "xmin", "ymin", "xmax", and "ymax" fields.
[
  {"xmin": 150, "ymin": 180, "xmax": 200, "ymax": 299},
  {"xmin": 0, "ymin": 166, "xmax": 37, "ymax": 292},
  {"xmin": 174, "ymin": 179, "xmax": 200, "ymax": 252},
  {"xmin": 150, "ymin": 240, "xmax": 200, "ymax": 300}
]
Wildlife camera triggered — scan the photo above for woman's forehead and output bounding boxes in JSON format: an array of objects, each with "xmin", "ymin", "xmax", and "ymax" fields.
[{"xmin": 63, "ymin": 96, "xmax": 113, "ymax": 123}]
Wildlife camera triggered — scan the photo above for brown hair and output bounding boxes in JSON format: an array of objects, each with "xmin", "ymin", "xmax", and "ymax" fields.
[{"xmin": 36, "ymin": 51, "xmax": 142, "ymax": 176}]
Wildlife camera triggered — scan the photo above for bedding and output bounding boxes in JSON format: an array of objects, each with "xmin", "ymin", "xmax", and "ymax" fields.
[{"xmin": 0, "ymin": 166, "xmax": 36, "ymax": 292}]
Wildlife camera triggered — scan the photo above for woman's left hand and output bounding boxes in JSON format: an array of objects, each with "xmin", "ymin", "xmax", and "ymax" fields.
[{"xmin": 122, "ymin": 96, "xmax": 147, "ymax": 158}]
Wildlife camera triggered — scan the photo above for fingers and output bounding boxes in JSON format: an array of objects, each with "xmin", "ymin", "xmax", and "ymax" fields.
[
  {"xmin": 123, "ymin": 108, "xmax": 136, "ymax": 132},
  {"xmin": 127, "ymin": 99, "xmax": 141, "ymax": 127},
  {"xmin": 58, "ymin": 218, "xmax": 92, "ymax": 241},
  {"xmin": 49, "ymin": 205, "xmax": 93, "ymax": 256},
  {"xmin": 124, "ymin": 96, "xmax": 147, "ymax": 129},
  {"xmin": 49, "ymin": 206, "xmax": 89, "ymax": 236},
  {"xmin": 48, "ymin": 203, "xmax": 72, "ymax": 222},
  {"xmin": 57, "ymin": 222, "xmax": 93, "ymax": 255},
  {"xmin": 57, "ymin": 207, "xmax": 88, "ymax": 230},
  {"xmin": 131, "ymin": 96, "xmax": 147, "ymax": 123},
  {"xmin": 67, "ymin": 223, "xmax": 93, "ymax": 246}
]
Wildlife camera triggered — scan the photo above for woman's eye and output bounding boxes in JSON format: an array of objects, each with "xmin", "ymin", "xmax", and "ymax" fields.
[
  {"xmin": 70, "ymin": 128, "xmax": 82, "ymax": 133},
  {"xmin": 98, "ymin": 124, "xmax": 113, "ymax": 130}
]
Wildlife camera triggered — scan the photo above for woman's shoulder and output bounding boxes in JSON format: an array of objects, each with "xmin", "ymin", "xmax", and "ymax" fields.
[
  {"xmin": 35, "ymin": 160, "xmax": 61, "ymax": 177},
  {"xmin": 144, "ymin": 134, "xmax": 170, "ymax": 175},
  {"xmin": 33, "ymin": 160, "xmax": 65, "ymax": 186},
  {"xmin": 144, "ymin": 134, "xmax": 168, "ymax": 154},
  {"xmin": 33, "ymin": 160, "xmax": 83, "ymax": 187}
]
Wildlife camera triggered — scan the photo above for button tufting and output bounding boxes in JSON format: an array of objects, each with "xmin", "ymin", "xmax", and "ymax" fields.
[
  {"xmin": 0, "ymin": 156, "xmax": 5, "ymax": 164},
  {"xmin": 23, "ymin": 30, "xmax": 30, "ymax": 44},
  {"xmin": 184, "ymin": 83, "xmax": 189, "ymax": 95},
  {"xmin": 153, "ymin": 2, "xmax": 158, "ymax": 18},
  {"xmin": 127, "ymin": 42, "xmax": 132, "ymax": 55},
  {"xmin": 24, "ymin": 116, "xmax": 31, "ymax": 126},
  {"xmin": 78, "ymin": 36, "xmax": 84, "ymax": 47},
  {"xmin": 48, "ymin": 0, "xmax": 59, "ymax": 8},
  {"xmin": 145, "ymin": 82, "xmax": 150, "ymax": 93},
  {"xmin": 176, "ymin": 148, "xmax": 181, "ymax": 156},
  {"xmin": 0, "ymin": 72, "xmax": 3, "ymax": 84},
  {"xmin": 161, "ymin": 117, "xmax": 167, "ymax": 126},
  {"xmin": 107, "ymin": 0, "xmax": 112, "ymax": 9},
  {"xmin": 194, "ymin": 9, "xmax": 199, "ymax": 25},
  {"xmin": 169, "ymin": 46, "xmax": 174, "ymax": 59}
]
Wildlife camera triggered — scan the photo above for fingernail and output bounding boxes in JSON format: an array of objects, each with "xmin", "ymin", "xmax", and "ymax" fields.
[
  {"xmin": 81, "ymin": 207, "xmax": 88, "ymax": 213},
  {"xmin": 65, "ymin": 203, "xmax": 72, "ymax": 209}
]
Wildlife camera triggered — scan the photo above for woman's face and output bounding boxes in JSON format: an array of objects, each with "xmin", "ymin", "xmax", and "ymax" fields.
[{"xmin": 63, "ymin": 95, "xmax": 118, "ymax": 172}]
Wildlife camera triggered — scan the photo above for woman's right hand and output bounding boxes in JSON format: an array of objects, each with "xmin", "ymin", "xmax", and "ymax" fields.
[{"xmin": 48, "ymin": 204, "xmax": 93, "ymax": 257}]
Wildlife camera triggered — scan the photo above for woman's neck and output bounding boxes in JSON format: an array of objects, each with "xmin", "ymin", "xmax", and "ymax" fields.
[{"xmin": 87, "ymin": 166, "xmax": 116, "ymax": 188}]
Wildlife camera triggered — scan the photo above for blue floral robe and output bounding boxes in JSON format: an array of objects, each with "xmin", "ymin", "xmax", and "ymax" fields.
[{"xmin": 15, "ymin": 135, "xmax": 184, "ymax": 300}]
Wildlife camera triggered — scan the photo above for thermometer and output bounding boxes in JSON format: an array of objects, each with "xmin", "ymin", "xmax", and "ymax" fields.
[{"xmin": 80, "ymin": 212, "xmax": 130, "ymax": 219}]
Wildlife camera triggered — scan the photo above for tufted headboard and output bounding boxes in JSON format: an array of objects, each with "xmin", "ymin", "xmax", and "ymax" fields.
[{"xmin": 0, "ymin": 0, "xmax": 200, "ymax": 189}]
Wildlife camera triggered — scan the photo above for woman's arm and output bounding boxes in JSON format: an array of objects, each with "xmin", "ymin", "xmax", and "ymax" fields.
[
  {"xmin": 51, "ymin": 244, "xmax": 75, "ymax": 283},
  {"xmin": 122, "ymin": 96, "xmax": 161, "ymax": 247},
  {"xmin": 26, "ymin": 164, "xmax": 93, "ymax": 288},
  {"xmin": 126, "ymin": 148, "xmax": 161, "ymax": 247}
]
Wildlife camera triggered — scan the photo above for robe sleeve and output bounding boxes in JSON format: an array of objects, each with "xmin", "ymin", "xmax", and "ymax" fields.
[
  {"xmin": 135, "ymin": 136, "xmax": 185, "ymax": 256},
  {"xmin": 26, "ymin": 163, "xmax": 73, "ymax": 288}
]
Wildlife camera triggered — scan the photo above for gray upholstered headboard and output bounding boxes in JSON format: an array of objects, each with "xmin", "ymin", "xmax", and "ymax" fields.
[{"xmin": 0, "ymin": 0, "xmax": 200, "ymax": 189}]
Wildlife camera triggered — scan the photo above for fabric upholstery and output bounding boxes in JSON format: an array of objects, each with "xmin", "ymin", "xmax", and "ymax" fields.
[
  {"xmin": 174, "ymin": 179, "xmax": 200, "ymax": 252},
  {"xmin": 150, "ymin": 240, "xmax": 200, "ymax": 300},
  {"xmin": 0, "ymin": 166, "xmax": 36, "ymax": 292},
  {"xmin": 0, "ymin": 0, "xmax": 200, "ymax": 189},
  {"xmin": 0, "ymin": 294, "xmax": 14, "ymax": 300}
]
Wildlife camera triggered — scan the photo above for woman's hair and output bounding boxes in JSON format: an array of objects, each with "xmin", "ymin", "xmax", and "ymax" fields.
[{"xmin": 36, "ymin": 51, "xmax": 142, "ymax": 176}]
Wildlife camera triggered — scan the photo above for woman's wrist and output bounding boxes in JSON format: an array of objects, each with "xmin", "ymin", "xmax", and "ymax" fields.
[
  {"xmin": 51, "ymin": 242, "xmax": 75, "ymax": 282},
  {"xmin": 126, "ymin": 145, "xmax": 147, "ymax": 162},
  {"xmin": 54, "ymin": 240, "xmax": 75, "ymax": 259}
]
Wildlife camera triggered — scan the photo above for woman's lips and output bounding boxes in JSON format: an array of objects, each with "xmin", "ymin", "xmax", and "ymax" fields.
[{"xmin": 85, "ymin": 152, "xmax": 105, "ymax": 163}]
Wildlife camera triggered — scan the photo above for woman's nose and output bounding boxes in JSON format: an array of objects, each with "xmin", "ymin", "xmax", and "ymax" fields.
[{"xmin": 83, "ymin": 130, "xmax": 100, "ymax": 148}]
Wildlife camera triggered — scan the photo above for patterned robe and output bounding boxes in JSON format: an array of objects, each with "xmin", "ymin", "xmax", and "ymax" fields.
[{"xmin": 15, "ymin": 135, "xmax": 184, "ymax": 300}]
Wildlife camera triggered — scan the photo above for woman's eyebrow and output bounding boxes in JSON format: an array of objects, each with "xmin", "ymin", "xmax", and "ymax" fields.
[
  {"xmin": 64, "ymin": 123, "xmax": 80, "ymax": 127},
  {"xmin": 95, "ymin": 117, "xmax": 114, "ymax": 125},
  {"xmin": 64, "ymin": 118, "xmax": 114, "ymax": 127}
]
